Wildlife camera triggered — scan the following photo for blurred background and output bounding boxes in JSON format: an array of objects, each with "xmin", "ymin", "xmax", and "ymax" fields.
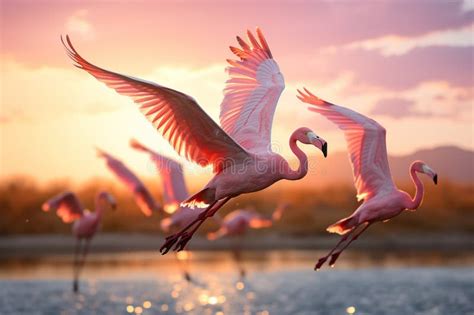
[{"xmin": 1, "ymin": 0, "xmax": 473, "ymax": 314}]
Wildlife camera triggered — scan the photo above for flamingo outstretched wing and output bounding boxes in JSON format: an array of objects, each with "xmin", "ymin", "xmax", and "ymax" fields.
[
  {"xmin": 298, "ymin": 88, "xmax": 395, "ymax": 201},
  {"xmin": 42, "ymin": 192, "xmax": 84, "ymax": 223},
  {"xmin": 97, "ymin": 148, "xmax": 158, "ymax": 216},
  {"xmin": 62, "ymin": 36, "xmax": 249, "ymax": 173},
  {"xmin": 130, "ymin": 139, "xmax": 188, "ymax": 214},
  {"xmin": 220, "ymin": 28, "xmax": 285, "ymax": 153}
]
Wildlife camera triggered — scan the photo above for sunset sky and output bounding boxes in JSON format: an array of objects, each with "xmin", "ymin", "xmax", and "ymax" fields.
[{"xmin": 1, "ymin": 0, "xmax": 473, "ymax": 184}]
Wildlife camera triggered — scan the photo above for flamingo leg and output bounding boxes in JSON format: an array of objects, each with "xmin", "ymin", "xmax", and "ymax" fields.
[
  {"xmin": 328, "ymin": 222, "xmax": 372, "ymax": 267},
  {"xmin": 160, "ymin": 197, "xmax": 231, "ymax": 254},
  {"xmin": 75, "ymin": 238, "xmax": 91, "ymax": 291},
  {"xmin": 72, "ymin": 238, "xmax": 82, "ymax": 293},
  {"xmin": 234, "ymin": 237, "xmax": 245, "ymax": 279},
  {"xmin": 314, "ymin": 229, "xmax": 356, "ymax": 271}
]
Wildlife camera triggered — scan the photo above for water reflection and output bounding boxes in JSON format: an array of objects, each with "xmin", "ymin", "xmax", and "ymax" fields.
[{"xmin": 0, "ymin": 249, "xmax": 471, "ymax": 280}]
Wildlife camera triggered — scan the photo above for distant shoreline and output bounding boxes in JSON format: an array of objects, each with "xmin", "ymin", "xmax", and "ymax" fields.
[{"xmin": 1, "ymin": 233, "xmax": 472, "ymax": 258}]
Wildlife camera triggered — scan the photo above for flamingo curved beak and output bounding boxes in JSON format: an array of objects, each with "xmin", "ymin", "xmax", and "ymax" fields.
[
  {"xmin": 433, "ymin": 174, "xmax": 438, "ymax": 185},
  {"xmin": 311, "ymin": 138, "xmax": 327, "ymax": 158},
  {"xmin": 322, "ymin": 142, "xmax": 328, "ymax": 158}
]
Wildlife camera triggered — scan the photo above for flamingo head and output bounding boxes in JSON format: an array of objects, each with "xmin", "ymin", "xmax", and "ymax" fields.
[
  {"xmin": 98, "ymin": 191, "xmax": 117, "ymax": 210},
  {"xmin": 412, "ymin": 161, "xmax": 438, "ymax": 185},
  {"xmin": 297, "ymin": 127, "xmax": 328, "ymax": 157}
]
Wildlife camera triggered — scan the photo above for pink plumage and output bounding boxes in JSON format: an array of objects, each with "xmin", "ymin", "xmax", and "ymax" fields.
[
  {"xmin": 97, "ymin": 148, "xmax": 159, "ymax": 216},
  {"xmin": 129, "ymin": 138, "xmax": 204, "ymax": 232},
  {"xmin": 221, "ymin": 28, "xmax": 284, "ymax": 153},
  {"xmin": 42, "ymin": 191, "xmax": 84, "ymax": 223},
  {"xmin": 298, "ymin": 88, "xmax": 438, "ymax": 270},
  {"xmin": 207, "ymin": 204, "xmax": 287, "ymax": 240}
]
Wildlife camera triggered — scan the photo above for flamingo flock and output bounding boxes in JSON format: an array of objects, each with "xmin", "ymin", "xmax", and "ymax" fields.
[{"xmin": 40, "ymin": 27, "xmax": 438, "ymax": 291}]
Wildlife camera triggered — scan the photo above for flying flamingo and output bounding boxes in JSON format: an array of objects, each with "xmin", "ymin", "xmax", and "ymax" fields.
[
  {"xmin": 297, "ymin": 88, "xmax": 438, "ymax": 270},
  {"xmin": 207, "ymin": 204, "xmax": 287, "ymax": 278},
  {"xmin": 42, "ymin": 191, "xmax": 116, "ymax": 292},
  {"xmin": 96, "ymin": 148, "xmax": 161, "ymax": 216},
  {"xmin": 130, "ymin": 138, "xmax": 203, "ymax": 282},
  {"xmin": 61, "ymin": 28, "xmax": 328, "ymax": 254},
  {"xmin": 207, "ymin": 204, "xmax": 287, "ymax": 241}
]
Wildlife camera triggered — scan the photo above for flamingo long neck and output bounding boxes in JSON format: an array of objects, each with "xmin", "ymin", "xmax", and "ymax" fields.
[
  {"xmin": 285, "ymin": 131, "xmax": 308, "ymax": 180},
  {"xmin": 94, "ymin": 194, "xmax": 106, "ymax": 219},
  {"xmin": 407, "ymin": 165, "xmax": 424, "ymax": 210}
]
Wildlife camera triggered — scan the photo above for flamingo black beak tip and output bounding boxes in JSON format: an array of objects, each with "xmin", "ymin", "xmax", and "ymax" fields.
[
  {"xmin": 433, "ymin": 174, "xmax": 438, "ymax": 185},
  {"xmin": 322, "ymin": 142, "xmax": 328, "ymax": 158}
]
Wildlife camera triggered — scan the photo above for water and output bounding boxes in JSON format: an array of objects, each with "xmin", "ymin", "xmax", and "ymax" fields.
[{"xmin": 0, "ymin": 251, "xmax": 473, "ymax": 315}]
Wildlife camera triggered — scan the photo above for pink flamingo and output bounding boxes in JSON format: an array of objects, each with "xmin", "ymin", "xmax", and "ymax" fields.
[
  {"xmin": 96, "ymin": 148, "xmax": 161, "ymax": 216},
  {"xmin": 130, "ymin": 138, "xmax": 203, "ymax": 282},
  {"xmin": 61, "ymin": 28, "xmax": 328, "ymax": 254},
  {"xmin": 297, "ymin": 88, "xmax": 438, "ymax": 270},
  {"xmin": 207, "ymin": 204, "xmax": 287, "ymax": 241},
  {"xmin": 42, "ymin": 191, "xmax": 116, "ymax": 292},
  {"xmin": 207, "ymin": 204, "xmax": 287, "ymax": 278}
]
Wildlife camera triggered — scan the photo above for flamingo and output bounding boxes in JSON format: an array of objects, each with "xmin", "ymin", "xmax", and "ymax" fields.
[
  {"xmin": 61, "ymin": 28, "xmax": 328, "ymax": 254},
  {"xmin": 96, "ymin": 148, "xmax": 161, "ymax": 216},
  {"xmin": 42, "ymin": 191, "xmax": 116, "ymax": 292},
  {"xmin": 207, "ymin": 204, "xmax": 287, "ymax": 278},
  {"xmin": 207, "ymin": 204, "xmax": 287, "ymax": 241},
  {"xmin": 130, "ymin": 138, "xmax": 203, "ymax": 282},
  {"xmin": 297, "ymin": 88, "xmax": 438, "ymax": 270}
]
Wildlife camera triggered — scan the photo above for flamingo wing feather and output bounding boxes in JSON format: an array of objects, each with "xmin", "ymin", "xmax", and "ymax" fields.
[
  {"xmin": 130, "ymin": 139, "xmax": 188, "ymax": 213},
  {"xmin": 298, "ymin": 89, "xmax": 395, "ymax": 200},
  {"xmin": 62, "ymin": 36, "xmax": 249, "ymax": 172},
  {"xmin": 97, "ymin": 148, "xmax": 157, "ymax": 216},
  {"xmin": 220, "ymin": 28, "xmax": 284, "ymax": 153},
  {"xmin": 42, "ymin": 192, "xmax": 84, "ymax": 223}
]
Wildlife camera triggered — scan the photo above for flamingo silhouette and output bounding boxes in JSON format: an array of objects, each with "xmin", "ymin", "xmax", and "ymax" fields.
[
  {"xmin": 61, "ymin": 28, "xmax": 327, "ymax": 254},
  {"xmin": 42, "ymin": 191, "xmax": 116, "ymax": 292},
  {"xmin": 96, "ymin": 148, "xmax": 161, "ymax": 216},
  {"xmin": 297, "ymin": 88, "xmax": 438, "ymax": 270}
]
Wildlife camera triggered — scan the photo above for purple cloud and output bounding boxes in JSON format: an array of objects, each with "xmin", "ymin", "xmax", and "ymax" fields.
[{"xmin": 371, "ymin": 98, "xmax": 424, "ymax": 119}]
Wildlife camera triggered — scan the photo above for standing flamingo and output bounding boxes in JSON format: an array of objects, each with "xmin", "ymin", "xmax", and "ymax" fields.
[
  {"xmin": 207, "ymin": 204, "xmax": 287, "ymax": 278},
  {"xmin": 96, "ymin": 148, "xmax": 161, "ymax": 216},
  {"xmin": 61, "ymin": 28, "xmax": 328, "ymax": 254},
  {"xmin": 297, "ymin": 88, "xmax": 438, "ymax": 270},
  {"xmin": 42, "ymin": 191, "xmax": 116, "ymax": 292}
]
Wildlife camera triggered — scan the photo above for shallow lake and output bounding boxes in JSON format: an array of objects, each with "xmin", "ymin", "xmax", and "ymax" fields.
[{"xmin": 0, "ymin": 250, "xmax": 473, "ymax": 314}]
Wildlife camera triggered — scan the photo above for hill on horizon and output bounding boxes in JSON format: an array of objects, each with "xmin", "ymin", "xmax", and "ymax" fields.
[{"xmin": 303, "ymin": 145, "xmax": 473, "ymax": 186}]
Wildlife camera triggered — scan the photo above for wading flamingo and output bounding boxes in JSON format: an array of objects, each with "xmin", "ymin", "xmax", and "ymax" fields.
[
  {"xmin": 97, "ymin": 148, "xmax": 161, "ymax": 216},
  {"xmin": 207, "ymin": 204, "xmax": 287, "ymax": 278},
  {"xmin": 297, "ymin": 88, "xmax": 438, "ymax": 270},
  {"xmin": 42, "ymin": 191, "xmax": 116, "ymax": 292},
  {"xmin": 61, "ymin": 28, "xmax": 327, "ymax": 254}
]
